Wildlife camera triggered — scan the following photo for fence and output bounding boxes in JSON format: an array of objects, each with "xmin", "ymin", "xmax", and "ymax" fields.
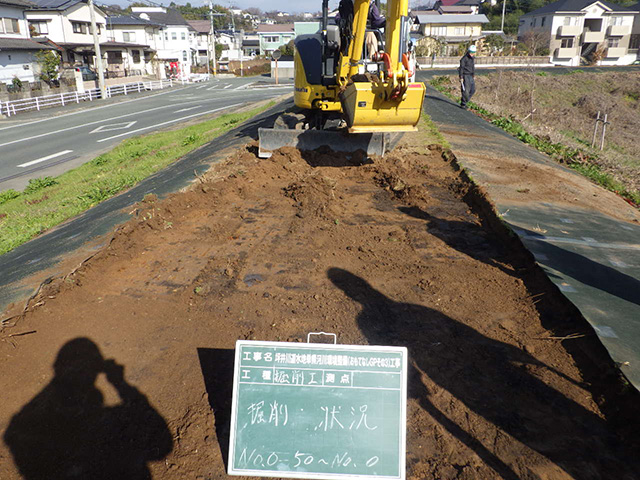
[
  {"xmin": 0, "ymin": 78, "xmax": 195, "ymax": 118},
  {"xmin": 416, "ymin": 55, "xmax": 550, "ymax": 67}
]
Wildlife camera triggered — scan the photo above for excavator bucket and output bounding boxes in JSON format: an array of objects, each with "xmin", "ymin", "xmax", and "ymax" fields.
[
  {"xmin": 340, "ymin": 82, "xmax": 426, "ymax": 133},
  {"xmin": 258, "ymin": 128, "xmax": 391, "ymax": 159}
]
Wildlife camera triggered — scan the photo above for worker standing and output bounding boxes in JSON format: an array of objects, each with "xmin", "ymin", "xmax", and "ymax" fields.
[{"xmin": 458, "ymin": 44, "xmax": 476, "ymax": 110}]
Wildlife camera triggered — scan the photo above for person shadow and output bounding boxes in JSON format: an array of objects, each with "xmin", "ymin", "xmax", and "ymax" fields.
[
  {"xmin": 398, "ymin": 205, "xmax": 519, "ymax": 278},
  {"xmin": 327, "ymin": 268, "xmax": 635, "ymax": 479},
  {"xmin": 3, "ymin": 337, "xmax": 173, "ymax": 480}
]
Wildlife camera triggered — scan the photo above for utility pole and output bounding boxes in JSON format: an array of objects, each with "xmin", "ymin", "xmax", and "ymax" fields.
[
  {"xmin": 88, "ymin": 0, "xmax": 106, "ymax": 99},
  {"xmin": 501, "ymin": 0, "xmax": 507, "ymax": 33},
  {"xmin": 208, "ymin": 4, "xmax": 225, "ymax": 77}
]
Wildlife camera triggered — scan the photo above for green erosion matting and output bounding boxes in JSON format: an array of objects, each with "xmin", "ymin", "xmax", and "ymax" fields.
[
  {"xmin": 504, "ymin": 204, "xmax": 640, "ymax": 388},
  {"xmin": 424, "ymin": 85, "xmax": 640, "ymax": 391}
]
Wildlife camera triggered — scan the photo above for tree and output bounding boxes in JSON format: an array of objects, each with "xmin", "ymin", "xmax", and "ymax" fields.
[
  {"xmin": 35, "ymin": 50, "xmax": 61, "ymax": 84},
  {"xmin": 484, "ymin": 34, "xmax": 506, "ymax": 54},
  {"xmin": 521, "ymin": 30, "xmax": 550, "ymax": 56},
  {"xmin": 279, "ymin": 40, "xmax": 295, "ymax": 57}
]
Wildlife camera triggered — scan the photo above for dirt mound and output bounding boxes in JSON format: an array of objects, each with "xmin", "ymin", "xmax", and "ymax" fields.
[{"xmin": 1, "ymin": 137, "xmax": 639, "ymax": 479}]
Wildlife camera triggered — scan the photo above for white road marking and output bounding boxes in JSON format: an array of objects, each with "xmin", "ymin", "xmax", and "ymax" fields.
[
  {"xmin": 90, "ymin": 121, "xmax": 137, "ymax": 134},
  {"xmin": 96, "ymin": 103, "xmax": 243, "ymax": 143},
  {"xmin": 0, "ymin": 101, "xmax": 201, "ymax": 148},
  {"xmin": 224, "ymin": 84, "xmax": 232, "ymax": 89},
  {"xmin": 0, "ymin": 87, "xmax": 184, "ymax": 132},
  {"xmin": 18, "ymin": 150, "xmax": 73, "ymax": 168},
  {"xmin": 235, "ymin": 82, "xmax": 255, "ymax": 90},
  {"xmin": 174, "ymin": 106, "xmax": 200, "ymax": 113},
  {"xmin": 206, "ymin": 86, "xmax": 218, "ymax": 91}
]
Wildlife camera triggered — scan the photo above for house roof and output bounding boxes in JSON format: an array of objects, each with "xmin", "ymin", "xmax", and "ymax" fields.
[
  {"xmin": 257, "ymin": 23, "xmax": 294, "ymax": 33},
  {"xmin": 440, "ymin": 5, "xmax": 474, "ymax": 13},
  {"xmin": 26, "ymin": 0, "xmax": 82, "ymax": 10},
  {"xmin": 187, "ymin": 20, "xmax": 211, "ymax": 34},
  {"xmin": 107, "ymin": 14, "xmax": 161, "ymax": 27},
  {"xmin": 522, "ymin": 0, "xmax": 634, "ymax": 16},
  {"xmin": 131, "ymin": 8, "xmax": 190, "ymax": 27},
  {"xmin": 455, "ymin": 0, "xmax": 483, "ymax": 5},
  {"xmin": 414, "ymin": 13, "xmax": 489, "ymax": 24},
  {"xmin": 439, "ymin": 0, "xmax": 461, "ymax": 6},
  {"xmin": 629, "ymin": 1, "xmax": 640, "ymax": 10},
  {"xmin": 0, "ymin": 0, "xmax": 35, "ymax": 8},
  {"xmin": 101, "ymin": 40, "xmax": 151, "ymax": 49},
  {"xmin": 0, "ymin": 37, "xmax": 57, "ymax": 50}
]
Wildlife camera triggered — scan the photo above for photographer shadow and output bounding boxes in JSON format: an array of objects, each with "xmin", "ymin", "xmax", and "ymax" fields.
[{"xmin": 3, "ymin": 337, "xmax": 172, "ymax": 480}]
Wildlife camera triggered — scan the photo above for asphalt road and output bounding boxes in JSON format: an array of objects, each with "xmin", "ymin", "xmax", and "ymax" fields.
[{"xmin": 0, "ymin": 76, "xmax": 291, "ymax": 191}]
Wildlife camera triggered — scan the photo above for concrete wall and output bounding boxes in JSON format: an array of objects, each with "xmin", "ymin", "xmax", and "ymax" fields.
[
  {"xmin": 0, "ymin": 51, "xmax": 37, "ymax": 85},
  {"xmin": 270, "ymin": 59, "xmax": 294, "ymax": 79}
]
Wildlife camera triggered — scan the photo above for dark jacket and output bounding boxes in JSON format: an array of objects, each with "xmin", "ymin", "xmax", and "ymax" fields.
[
  {"xmin": 336, "ymin": 0, "xmax": 386, "ymax": 29},
  {"xmin": 458, "ymin": 53, "xmax": 475, "ymax": 78}
]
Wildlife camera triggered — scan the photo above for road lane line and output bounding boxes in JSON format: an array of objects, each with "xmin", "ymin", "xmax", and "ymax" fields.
[
  {"xmin": 96, "ymin": 103, "xmax": 243, "ymax": 143},
  {"xmin": 224, "ymin": 84, "xmax": 232, "ymax": 89},
  {"xmin": 18, "ymin": 150, "xmax": 73, "ymax": 168},
  {"xmin": 175, "ymin": 106, "xmax": 200, "ymax": 113},
  {"xmin": 0, "ymin": 101, "xmax": 200, "ymax": 148},
  {"xmin": 0, "ymin": 87, "xmax": 186, "ymax": 132}
]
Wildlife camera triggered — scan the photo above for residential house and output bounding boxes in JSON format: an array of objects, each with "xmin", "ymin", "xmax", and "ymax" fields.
[
  {"xmin": 413, "ymin": 13, "xmax": 489, "ymax": 54},
  {"xmin": 257, "ymin": 23, "xmax": 294, "ymax": 56},
  {"xmin": 216, "ymin": 29, "xmax": 243, "ymax": 61},
  {"xmin": 294, "ymin": 21, "xmax": 320, "ymax": 36},
  {"xmin": 242, "ymin": 35, "xmax": 259, "ymax": 57},
  {"xmin": 187, "ymin": 19, "xmax": 212, "ymax": 66},
  {"xmin": 454, "ymin": 0, "xmax": 483, "ymax": 14},
  {"xmin": 131, "ymin": 6, "xmax": 195, "ymax": 76},
  {"xmin": 630, "ymin": 2, "xmax": 640, "ymax": 59},
  {"xmin": 518, "ymin": 0, "xmax": 638, "ymax": 66},
  {"xmin": 0, "ymin": 0, "xmax": 57, "ymax": 84},
  {"xmin": 25, "ymin": 0, "xmax": 109, "ymax": 68},
  {"xmin": 104, "ymin": 15, "xmax": 162, "ymax": 77}
]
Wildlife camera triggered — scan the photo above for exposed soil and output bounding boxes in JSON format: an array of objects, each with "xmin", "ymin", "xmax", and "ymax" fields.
[{"xmin": 1, "ymin": 132, "xmax": 639, "ymax": 480}]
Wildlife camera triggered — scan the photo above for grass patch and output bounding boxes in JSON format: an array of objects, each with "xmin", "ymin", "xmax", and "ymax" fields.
[
  {"xmin": 0, "ymin": 102, "xmax": 274, "ymax": 256},
  {"xmin": 429, "ymin": 78, "xmax": 640, "ymax": 208}
]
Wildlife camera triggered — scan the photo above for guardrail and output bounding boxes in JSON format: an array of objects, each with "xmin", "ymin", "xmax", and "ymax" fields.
[{"xmin": 0, "ymin": 78, "xmax": 191, "ymax": 118}]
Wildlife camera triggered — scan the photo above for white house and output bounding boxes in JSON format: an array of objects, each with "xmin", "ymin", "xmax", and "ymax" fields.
[
  {"xmin": 518, "ymin": 0, "xmax": 638, "ymax": 66},
  {"xmin": 131, "ymin": 6, "xmax": 195, "ymax": 77},
  {"xmin": 0, "ymin": 0, "xmax": 57, "ymax": 85},
  {"xmin": 187, "ymin": 19, "xmax": 212, "ymax": 66},
  {"xmin": 106, "ymin": 14, "xmax": 162, "ymax": 76},
  {"xmin": 630, "ymin": 2, "xmax": 640, "ymax": 59},
  {"xmin": 25, "ymin": 0, "xmax": 109, "ymax": 68}
]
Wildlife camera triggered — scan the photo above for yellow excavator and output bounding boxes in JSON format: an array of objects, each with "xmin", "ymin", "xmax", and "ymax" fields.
[{"xmin": 258, "ymin": 0, "xmax": 425, "ymax": 158}]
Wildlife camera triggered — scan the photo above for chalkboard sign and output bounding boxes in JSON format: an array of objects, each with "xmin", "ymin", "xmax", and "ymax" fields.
[{"xmin": 228, "ymin": 340, "xmax": 408, "ymax": 480}]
